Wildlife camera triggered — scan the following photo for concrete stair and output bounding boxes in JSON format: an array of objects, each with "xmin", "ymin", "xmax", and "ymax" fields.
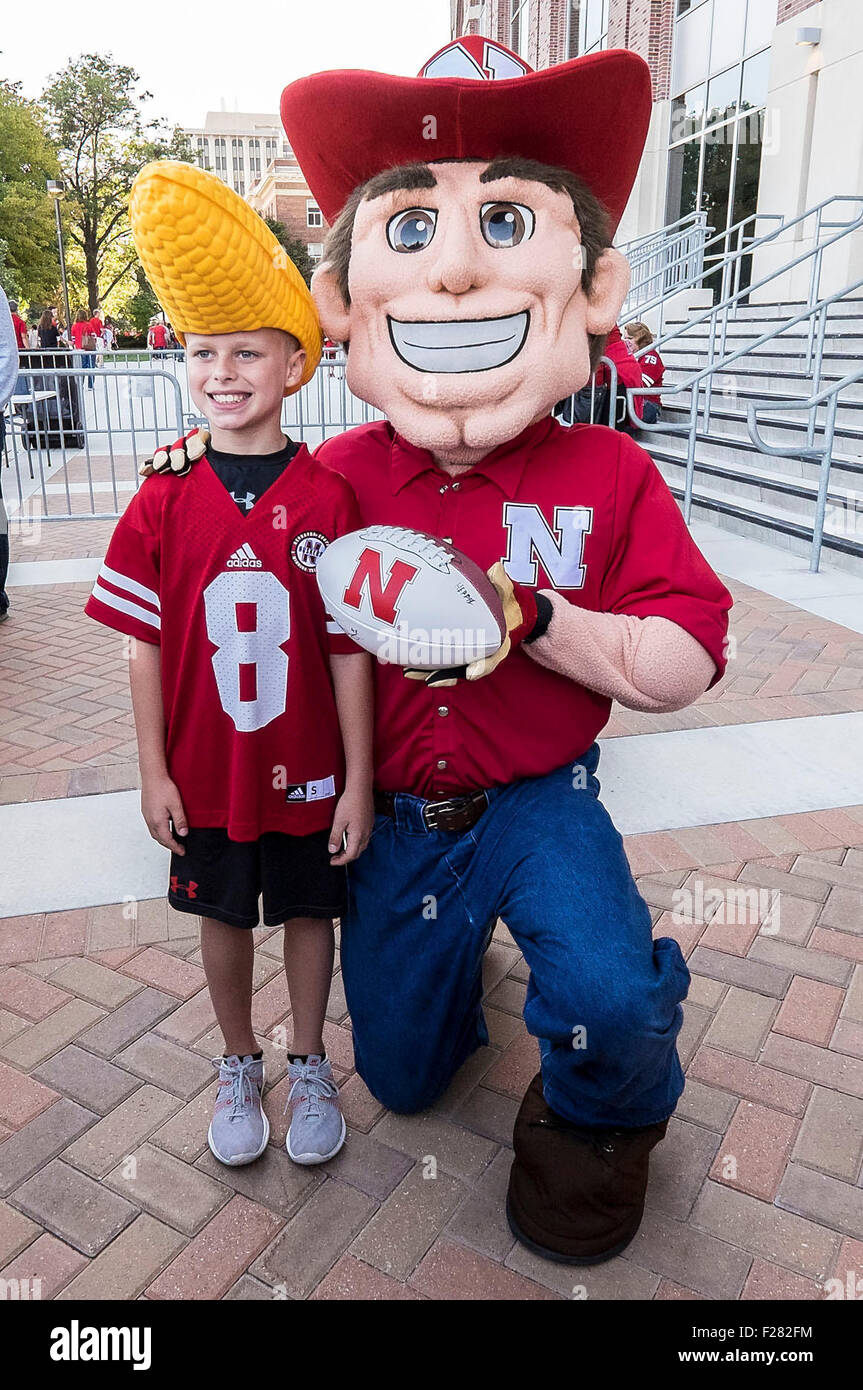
[{"xmin": 639, "ymin": 297, "xmax": 863, "ymax": 573}]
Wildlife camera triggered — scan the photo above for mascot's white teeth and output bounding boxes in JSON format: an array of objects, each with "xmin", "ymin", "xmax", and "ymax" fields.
[{"xmin": 388, "ymin": 311, "xmax": 529, "ymax": 374}]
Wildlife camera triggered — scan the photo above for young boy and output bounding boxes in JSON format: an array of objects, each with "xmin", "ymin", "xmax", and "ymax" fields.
[{"xmin": 86, "ymin": 161, "xmax": 374, "ymax": 1167}]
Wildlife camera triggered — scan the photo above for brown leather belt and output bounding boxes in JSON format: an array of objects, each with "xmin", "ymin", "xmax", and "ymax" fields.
[{"xmin": 374, "ymin": 787, "xmax": 490, "ymax": 833}]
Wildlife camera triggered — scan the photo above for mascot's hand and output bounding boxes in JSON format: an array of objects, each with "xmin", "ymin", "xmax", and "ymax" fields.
[
  {"xmin": 404, "ymin": 561, "xmax": 546, "ymax": 686},
  {"xmin": 139, "ymin": 427, "xmax": 210, "ymax": 478}
]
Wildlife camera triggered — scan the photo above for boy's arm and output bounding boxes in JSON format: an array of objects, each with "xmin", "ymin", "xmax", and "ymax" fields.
[
  {"xmin": 128, "ymin": 641, "xmax": 188, "ymax": 854},
  {"xmin": 328, "ymin": 651, "xmax": 375, "ymax": 865}
]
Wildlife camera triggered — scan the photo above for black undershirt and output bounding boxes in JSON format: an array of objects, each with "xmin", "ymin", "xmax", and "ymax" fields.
[{"xmin": 207, "ymin": 438, "xmax": 300, "ymax": 514}]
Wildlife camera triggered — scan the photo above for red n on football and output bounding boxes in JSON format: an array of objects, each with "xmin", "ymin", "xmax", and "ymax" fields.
[{"xmin": 316, "ymin": 526, "xmax": 506, "ymax": 669}]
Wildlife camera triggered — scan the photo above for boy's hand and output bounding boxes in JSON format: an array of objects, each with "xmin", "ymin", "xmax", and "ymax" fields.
[
  {"xmin": 329, "ymin": 786, "xmax": 374, "ymax": 865},
  {"xmin": 141, "ymin": 775, "xmax": 189, "ymax": 854}
]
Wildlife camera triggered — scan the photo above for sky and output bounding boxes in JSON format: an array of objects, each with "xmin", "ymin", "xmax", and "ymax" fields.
[{"xmin": 1, "ymin": 0, "xmax": 452, "ymax": 129}]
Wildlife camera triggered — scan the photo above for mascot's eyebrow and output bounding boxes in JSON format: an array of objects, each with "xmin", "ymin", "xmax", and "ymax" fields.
[{"xmin": 364, "ymin": 164, "xmax": 438, "ymax": 201}]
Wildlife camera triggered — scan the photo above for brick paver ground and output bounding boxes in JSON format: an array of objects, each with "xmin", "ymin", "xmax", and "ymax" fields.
[{"xmin": 2, "ymin": 509, "xmax": 863, "ymax": 1299}]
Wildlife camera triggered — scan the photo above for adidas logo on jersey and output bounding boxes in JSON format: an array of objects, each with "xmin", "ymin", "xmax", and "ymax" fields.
[{"xmin": 227, "ymin": 544, "xmax": 263, "ymax": 569}]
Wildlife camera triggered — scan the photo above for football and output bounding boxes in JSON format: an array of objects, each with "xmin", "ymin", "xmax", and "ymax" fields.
[{"xmin": 316, "ymin": 525, "xmax": 507, "ymax": 669}]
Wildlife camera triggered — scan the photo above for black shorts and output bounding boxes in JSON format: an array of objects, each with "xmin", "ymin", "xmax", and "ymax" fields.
[{"xmin": 168, "ymin": 828, "xmax": 347, "ymax": 930}]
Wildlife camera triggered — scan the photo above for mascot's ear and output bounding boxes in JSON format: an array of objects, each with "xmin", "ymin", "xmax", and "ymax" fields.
[
  {"xmin": 584, "ymin": 247, "xmax": 631, "ymax": 336},
  {"xmin": 311, "ymin": 260, "xmax": 352, "ymax": 342}
]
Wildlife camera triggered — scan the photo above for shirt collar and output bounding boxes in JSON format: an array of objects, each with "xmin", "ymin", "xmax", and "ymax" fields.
[{"xmin": 389, "ymin": 415, "xmax": 556, "ymax": 499}]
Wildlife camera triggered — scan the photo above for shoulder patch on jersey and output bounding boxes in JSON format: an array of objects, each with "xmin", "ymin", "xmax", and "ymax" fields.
[{"xmin": 291, "ymin": 530, "xmax": 329, "ymax": 573}]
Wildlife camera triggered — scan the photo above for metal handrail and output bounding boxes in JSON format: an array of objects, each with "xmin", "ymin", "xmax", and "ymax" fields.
[
  {"xmin": 625, "ymin": 194, "xmax": 863, "ymax": 346},
  {"xmin": 746, "ymin": 365, "xmax": 863, "ymax": 573},
  {"xmin": 625, "ymin": 273, "xmax": 863, "ymax": 571},
  {"xmin": 618, "ymin": 210, "xmax": 708, "ymax": 258}
]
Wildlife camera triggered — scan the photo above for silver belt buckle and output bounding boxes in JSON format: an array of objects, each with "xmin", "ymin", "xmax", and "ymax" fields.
[{"xmin": 423, "ymin": 797, "xmax": 461, "ymax": 830}]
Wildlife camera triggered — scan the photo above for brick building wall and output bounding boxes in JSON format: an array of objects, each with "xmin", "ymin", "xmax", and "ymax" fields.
[{"xmin": 776, "ymin": 0, "xmax": 818, "ymax": 21}]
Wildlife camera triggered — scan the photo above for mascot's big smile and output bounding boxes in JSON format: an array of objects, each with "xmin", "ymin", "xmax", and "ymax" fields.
[{"xmin": 387, "ymin": 311, "xmax": 529, "ymax": 374}]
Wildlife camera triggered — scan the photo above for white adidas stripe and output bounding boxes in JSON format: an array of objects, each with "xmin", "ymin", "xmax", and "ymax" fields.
[
  {"xmin": 99, "ymin": 562, "xmax": 160, "ymax": 611},
  {"xmin": 92, "ymin": 580, "xmax": 161, "ymax": 630}
]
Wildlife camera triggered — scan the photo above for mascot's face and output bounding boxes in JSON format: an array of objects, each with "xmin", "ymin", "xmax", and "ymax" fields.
[{"xmin": 313, "ymin": 161, "xmax": 629, "ymax": 462}]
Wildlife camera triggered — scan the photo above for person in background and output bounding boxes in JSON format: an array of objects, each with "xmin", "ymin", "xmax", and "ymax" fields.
[
  {"xmin": 69, "ymin": 308, "xmax": 97, "ymax": 387},
  {"xmin": 102, "ymin": 316, "xmax": 116, "ymax": 352},
  {"xmin": 624, "ymin": 320, "xmax": 665, "ymax": 425},
  {"xmin": 9, "ymin": 301, "xmax": 28, "ymax": 353},
  {"xmin": 27, "ymin": 316, "xmax": 39, "ymax": 350},
  {"xmin": 595, "ymin": 324, "xmax": 644, "ymax": 430},
  {"xmin": 148, "ymin": 317, "xmax": 169, "ymax": 358},
  {"xmin": 37, "ymin": 309, "xmax": 63, "ymax": 350},
  {"xmin": 0, "ymin": 287, "xmax": 20, "ymax": 621}
]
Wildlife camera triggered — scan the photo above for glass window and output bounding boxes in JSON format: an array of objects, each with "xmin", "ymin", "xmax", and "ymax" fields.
[
  {"xmin": 671, "ymin": 83, "xmax": 706, "ymax": 142},
  {"xmin": 676, "ymin": 0, "xmax": 708, "ymax": 13},
  {"xmin": 214, "ymin": 137, "xmax": 227, "ymax": 176},
  {"xmin": 265, "ymin": 138, "xmax": 278, "ymax": 165},
  {"xmin": 249, "ymin": 138, "xmax": 261, "ymax": 181},
  {"xmin": 706, "ymin": 67, "xmax": 740, "ymax": 126},
  {"xmin": 307, "ymin": 201, "xmax": 323, "ymax": 228},
  {"xmin": 579, "ymin": 0, "xmax": 609, "ymax": 54},
  {"xmin": 307, "ymin": 242, "xmax": 324, "ymax": 260},
  {"xmin": 665, "ymin": 136, "xmax": 702, "ymax": 226},
  {"xmin": 701, "ymin": 120, "xmax": 736, "ymax": 232},
  {"xmin": 195, "ymin": 137, "xmax": 209, "ymax": 171},
  {"xmin": 745, "ymin": 0, "xmax": 775, "ymax": 55},
  {"xmin": 510, "ymin": 0, "xmax": 530, "ymax": 59},
  {"xmin": 709, "ymin": 0, "xmax": 746, "ymax": 76},
  {"xmin": 673, "ymin": 1, "xmax": 712, "ymax": 96},
  {"xmin": 741, "ymin": 48, "xmax": 770, "ymax": 110}
]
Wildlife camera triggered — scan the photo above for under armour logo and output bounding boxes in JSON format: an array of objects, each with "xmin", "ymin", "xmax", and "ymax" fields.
[
  {"xmin": 170, "ymin": 876, "xmax": 198, "ymax": 899},
  {"xmin": 231, "ymin": 491, "xmax": 256, "ymax": 511}
]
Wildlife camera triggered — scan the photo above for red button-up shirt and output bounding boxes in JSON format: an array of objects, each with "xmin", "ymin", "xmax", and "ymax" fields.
[{"xmin": 317, "ymin": 416, "xmax": 731, "ymax": 798}]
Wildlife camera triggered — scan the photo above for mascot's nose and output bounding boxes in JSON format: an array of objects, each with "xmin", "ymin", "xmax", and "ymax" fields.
[{"xmin": 427, "ymin": 208, "xmax": 487, "ymax": 297}]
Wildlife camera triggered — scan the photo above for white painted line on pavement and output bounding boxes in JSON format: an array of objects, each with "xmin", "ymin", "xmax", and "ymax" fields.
[{"xmin": 2, "ymin": 711, "xmax": 863, "ymax": 916}]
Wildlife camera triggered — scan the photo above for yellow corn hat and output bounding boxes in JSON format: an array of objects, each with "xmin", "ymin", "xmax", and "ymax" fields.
[{"xmin": 129, "ymin": 160, "xmax": 322, "ymax": 391}]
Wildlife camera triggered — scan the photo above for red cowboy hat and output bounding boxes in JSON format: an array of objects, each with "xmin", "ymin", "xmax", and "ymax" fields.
[{"xmin": 280, "ymin": 35, "xmax": 651, "ymax": 233}]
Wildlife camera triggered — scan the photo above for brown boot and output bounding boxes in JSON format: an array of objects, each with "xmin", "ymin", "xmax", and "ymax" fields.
[{"xmin": 506, "ymin": 1072, "xmax": 667, "ymax": 1265}]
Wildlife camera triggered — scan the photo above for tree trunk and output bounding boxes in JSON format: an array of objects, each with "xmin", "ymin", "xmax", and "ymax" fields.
[{"xmin": 84, "ymin": 225, "xmax": 100, "ymax": 316}]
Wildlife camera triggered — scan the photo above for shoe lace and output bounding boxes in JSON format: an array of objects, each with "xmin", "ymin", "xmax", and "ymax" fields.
[
  {"xmin": 284, "ymin": 1061, "xmax": 338, "ymax": 1120},
  {"xmin": 213, "ymin": 1055, "xmax": 259, "ymax": 1121}
]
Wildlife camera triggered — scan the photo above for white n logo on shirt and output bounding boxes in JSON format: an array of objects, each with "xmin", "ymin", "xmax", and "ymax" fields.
[{"xmin": 502, "ymin": 503, "xmax": 593, "ymax": 590}]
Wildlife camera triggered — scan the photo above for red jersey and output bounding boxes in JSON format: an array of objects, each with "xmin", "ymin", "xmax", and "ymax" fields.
[
  {"xmin": 149, "ymin": 323, "xmax": 168, "ymax": 348},
  {"xmin": 638, "ymin": 349, "xmax": 665, "ymax": 406},
  {"xmin": 11, "ymin": 312, "xmax": 28, "ymax": 352},
  {"xmin": 85, "ymin": 448, "xmax": 361, "ymax": 839},
  {"xmin": 595, "ymin": 328, "xmax": 644, "ymax": 419},
  {"xmin": 317, "ymin": 416, "xmax": 731, "ymax": 799}
]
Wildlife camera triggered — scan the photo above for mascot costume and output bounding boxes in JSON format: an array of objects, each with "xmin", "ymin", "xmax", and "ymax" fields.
[
  {"xmin": 137, "ymin": 37, "xmax": 733, "ymax": 1265},
  {"xmin": 280, "ymin": 35, "xmax": 733, "ymax": 1266}
]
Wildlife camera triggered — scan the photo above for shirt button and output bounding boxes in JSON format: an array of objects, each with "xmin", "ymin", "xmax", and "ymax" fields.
[
  {"xmin": 452, "ymin": 481, "xmax": 460, "ymax": 490},
  {"xmin": 439, "ymin": 484, "xmax": 448, "ymax": 494},
  {"xmin": 437, "ymin": 705, "xmax": 449, "ymax": 717},
  {"xmin": 436, "ymin": 759, "xmax": 447, "ymax": 770},
  {"xmin": 443, "ymin": 536, "xmax": 453, "ymax": 543}
]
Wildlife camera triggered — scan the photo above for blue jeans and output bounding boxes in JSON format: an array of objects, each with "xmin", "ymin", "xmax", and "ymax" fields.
[{"xmin": 343, "ymin": 749, "xmax": 690, "ymax": 1127}]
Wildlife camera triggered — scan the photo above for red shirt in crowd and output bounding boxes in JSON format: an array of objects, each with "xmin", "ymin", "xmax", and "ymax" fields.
[
  {"xmin": 149, "ymin": 322, "xmax": 168, "ymax": 349},
  {"xmin": 85, "ymin": 449, "xmax": 361, "ymax": 840},
  {"xmin": 317, "ymin": 415, "xmax": 732, "ymax": 799},
  {"xmin": 638, "ymin": 348, "xmax": 665, "ymax": 406},
  {"xmin": 69, "ymin": 320, "xmax": 92, "ymax": 350},
  {"xmin": 595, "ymin": 326, "xmax": 644, "ymax": 419},
  {"xmin": 11, "ymin": 311, "xmax": 28, "ymax": 352}
]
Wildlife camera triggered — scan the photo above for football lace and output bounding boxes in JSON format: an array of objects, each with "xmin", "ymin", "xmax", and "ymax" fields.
[{"xmin": 358, "ymin": 526, "xmax": 452, "ymax": 572}]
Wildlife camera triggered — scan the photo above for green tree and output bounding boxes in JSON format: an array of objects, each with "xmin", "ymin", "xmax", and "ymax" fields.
[
  {"xmin": 0, "ymin": 78, "xmax": 62, "ymax": 305},
  {"xmin": 265, "ymin": 217, "xmax": 315, "ymax": 287},
  {"xmin": 42, "ymin": 53, "xmax": 193, "ymax": 315}
]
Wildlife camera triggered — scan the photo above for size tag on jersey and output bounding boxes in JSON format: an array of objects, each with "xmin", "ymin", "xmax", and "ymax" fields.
[{"xmin": 284, "ymin": 776, "xmax": 336, "ymax": 804}]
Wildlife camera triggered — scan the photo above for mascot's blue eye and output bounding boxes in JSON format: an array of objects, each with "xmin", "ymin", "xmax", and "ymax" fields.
[
  {"xmin": 387, "ymin": 208, "xmax": 437, "ymax": 252},
  {"xmin": 480, "ymin": 202, "xmax": 534, "ymax": 248}
]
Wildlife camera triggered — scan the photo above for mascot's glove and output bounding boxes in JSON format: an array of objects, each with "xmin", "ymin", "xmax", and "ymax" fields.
[
  {"xmin": 139, "ymin": 427, "xmax": 210, "ymax": 478},
  {"xmin": 403, "ymin": 561, "xmax": 554, "ymax": 687}
]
